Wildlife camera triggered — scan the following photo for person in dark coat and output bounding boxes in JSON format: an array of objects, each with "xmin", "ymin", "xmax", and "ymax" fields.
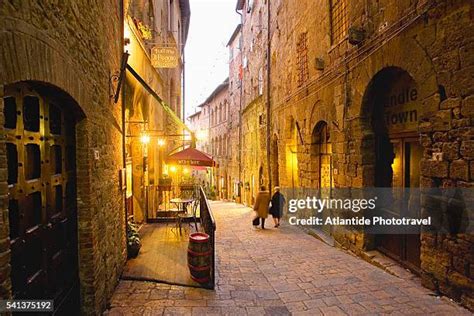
[{"xmin": 269, "ymin": 186, "xmax": 285, "ymax": 228}]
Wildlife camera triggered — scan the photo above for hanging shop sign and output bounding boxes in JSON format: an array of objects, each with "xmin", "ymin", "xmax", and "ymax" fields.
[
  {"xmin": 151, "ymin": 46, "xmax": 179, "ymax": 68},
  {"xmin": 383, "ymin": 78, "xmax": 421, "ymax": 134}
]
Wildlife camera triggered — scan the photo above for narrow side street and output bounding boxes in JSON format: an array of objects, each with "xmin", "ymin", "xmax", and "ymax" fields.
[{"xmin": 106, "ymin": 201, "xmax": 469, "ymax": 315}]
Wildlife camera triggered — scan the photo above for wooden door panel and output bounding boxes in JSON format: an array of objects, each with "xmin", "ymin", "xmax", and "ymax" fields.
[
  {"xmin": 376, "ymin": 137, "xmax": 421, "ymax": 271},
  {"xmin": 4, "ymin": 84, "xmax": 79, "ymax": 311}
]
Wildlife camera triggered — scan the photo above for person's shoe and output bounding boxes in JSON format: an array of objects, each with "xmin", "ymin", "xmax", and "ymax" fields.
[{"xmin": 274, "ymin": 224, "xmax": 278, "ymax": 228}]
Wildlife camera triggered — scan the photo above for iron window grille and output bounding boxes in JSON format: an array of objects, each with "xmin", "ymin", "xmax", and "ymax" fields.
[{"xmin": 330, "ymin": 0, "xmax": 348, "ymax": 45}]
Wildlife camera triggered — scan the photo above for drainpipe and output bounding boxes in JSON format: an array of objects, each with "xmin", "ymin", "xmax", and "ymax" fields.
[
  {"xmin": 236, "ymin": 7, "xmax": 243, "ymax": 201},
  {"xmin": 265, "ymin": 0, "xmax": 272, "ymax": 191}
]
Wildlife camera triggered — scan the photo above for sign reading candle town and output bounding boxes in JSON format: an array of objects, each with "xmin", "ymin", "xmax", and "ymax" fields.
[
  {"xmin": 383, "ymin": 74, "xmax": 422, "ymax": 134},
  {"xmin": 151, "ymin": 46, "xmax": 179, "ymax": 68}
]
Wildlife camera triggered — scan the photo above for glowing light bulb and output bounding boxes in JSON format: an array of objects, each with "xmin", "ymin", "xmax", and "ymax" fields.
[{"xmin": 140, "ymin": 134, "xmax": 150, "ymax": 144}]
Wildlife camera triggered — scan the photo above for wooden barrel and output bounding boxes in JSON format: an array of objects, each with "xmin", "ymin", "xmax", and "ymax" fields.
[{"xmin": 187, "ymin": 232, "xmax": 211, "ymax": 283}]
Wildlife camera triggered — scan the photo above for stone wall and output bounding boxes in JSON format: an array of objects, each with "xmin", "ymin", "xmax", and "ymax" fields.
[
  {"xmin": 239, "ymin": 0, "xmax": 270, "ymax": 205},
  {"xmin": 227, "ymin": 27, "xmax": 242, "ymax": 200},
  {"xmin": 237, "ymin": 0, "xmax": 473, "ymax": 310},
  {"xmin": 0, "ymin": 1, "xmax": 126, "ymax": 314},
  {"xmin": 207, "ymin": 82, "xmax": 231, "ymax": 199}
]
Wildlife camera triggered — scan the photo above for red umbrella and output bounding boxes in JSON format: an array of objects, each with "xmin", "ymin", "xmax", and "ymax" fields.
[{"xmin": 166, "ymin": 147, "xmax": 216, "ymax": 167}]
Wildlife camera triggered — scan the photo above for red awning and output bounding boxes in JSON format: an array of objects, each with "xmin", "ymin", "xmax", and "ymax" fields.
[{"xmin": 166, "ymin": 147, "xmax": 216, "ymax": 167}]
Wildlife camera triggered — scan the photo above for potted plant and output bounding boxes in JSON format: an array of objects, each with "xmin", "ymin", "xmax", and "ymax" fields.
[{"xmin": 127, "ymin": 216, "xmax": 141, "ymax": 258}]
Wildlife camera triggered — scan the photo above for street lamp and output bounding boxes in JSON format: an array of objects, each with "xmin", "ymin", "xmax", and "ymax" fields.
[{"xmin": 196, "ymin": 130, "xmax": 207, "ymax": 141}]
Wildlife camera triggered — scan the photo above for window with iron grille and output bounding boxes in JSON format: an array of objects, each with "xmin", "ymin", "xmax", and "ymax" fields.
[
  {"xmin": 330, "ymin": 0, "xmax": 348, "ymax": 44},
  {"xmin": 296, "ymin": 32, "xmax": 309, "ymax": 87}
]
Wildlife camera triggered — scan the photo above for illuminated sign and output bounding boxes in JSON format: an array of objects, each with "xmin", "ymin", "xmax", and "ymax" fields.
[{"xmin": 151, "ymin": 47, "xmax": 179, "ymax": 68}]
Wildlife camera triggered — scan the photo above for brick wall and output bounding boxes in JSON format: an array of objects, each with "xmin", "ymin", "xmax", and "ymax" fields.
[{"xmin": 0, "ymin": 1, "xmax": 126, "ymax": 314}]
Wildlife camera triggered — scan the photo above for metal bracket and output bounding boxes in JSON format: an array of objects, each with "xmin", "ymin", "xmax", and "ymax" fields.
[{"xmin": 111, "ymin": 52, "xmax": 129, "ymax": 103}]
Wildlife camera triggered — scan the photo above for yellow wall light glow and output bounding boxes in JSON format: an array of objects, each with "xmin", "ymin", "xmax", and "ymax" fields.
[
  {"xmin": 140, "ymin": 134, "xmax": 150, "ymax": 144},
  {"xmin": 196, "ymin": 130, "xmax": 207, "ymax": 141}
]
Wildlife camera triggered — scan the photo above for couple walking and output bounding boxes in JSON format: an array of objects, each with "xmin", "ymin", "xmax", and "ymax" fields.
[{"xmin": 253, "ymin": 185, "xmax": 286, "ymax": 229}]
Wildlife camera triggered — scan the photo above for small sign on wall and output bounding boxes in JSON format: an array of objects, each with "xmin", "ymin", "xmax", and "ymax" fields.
[
  {"xmin": 383, "ymin": 77, "xmax": 421, "ymax": 134},
  {"xmin": 151, "ymin": 47, "xmax": 179, "ymax": 68}
]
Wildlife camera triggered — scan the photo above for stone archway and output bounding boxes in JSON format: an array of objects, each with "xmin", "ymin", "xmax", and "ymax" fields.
[
  {"xmin": 360, "ymin": 67, "xmax": 423, "ymax": 272},
  {"xmin": 3, "ymin": 81, "xmax": 86, "ymax": 313}
]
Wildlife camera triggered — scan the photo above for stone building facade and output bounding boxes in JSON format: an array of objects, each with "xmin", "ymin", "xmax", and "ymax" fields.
[
  {"xmin": 188, "ymin": 79, "xmax": 231, "ymax": 199},
  {"xmin": 124, "ymin": 0, "xmax": 189, "ymax": 223},
  {"xmin": 237, "ymin": 0, "xmax": 271, "ymax": 206},
  {"xmin": 227, "ymin": 25, "xmax": 244, "ymax": 201},
  {"xmin": 0, "ymin": 0, "xmax": 189, "ymax": 314},
  {"xmin": 0, "ymin": 1, "xmax": 125, "ymax": 314},
  {"xmin": 235, "ymin": 0, "xmax": 473, "ymax": 309},
  {"xmin": 187, "ymin": 25, "xmax": 244, "ymax": 202}
]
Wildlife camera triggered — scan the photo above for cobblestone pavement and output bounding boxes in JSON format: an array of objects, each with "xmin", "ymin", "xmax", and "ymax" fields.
[{"xmin": 106, "ymin": 201, "xmax": 469, "ymax": 315}]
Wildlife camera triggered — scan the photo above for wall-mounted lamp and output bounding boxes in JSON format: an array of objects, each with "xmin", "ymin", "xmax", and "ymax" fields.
[
  {"xmin": 140, "ymin": 134, "xmax": 150, "ymax": 144},
  {"xmin": 157, "ymin": 138, "xmax": 166, "ymax": 147}
]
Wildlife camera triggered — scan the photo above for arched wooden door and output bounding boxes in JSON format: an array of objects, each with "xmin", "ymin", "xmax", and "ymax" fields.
[
  {"xmin": 4, "ymin": 84, "xmax": 79, "ymax": 313},
  {"xmin": 371, "ymin": 68, "xmax": 422, "ymax": 272}
]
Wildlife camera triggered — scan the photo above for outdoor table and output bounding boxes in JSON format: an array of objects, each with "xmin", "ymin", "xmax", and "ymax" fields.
[{"xmin": 170, "ymin": 198, "xmax": 194, "ymax": 212}]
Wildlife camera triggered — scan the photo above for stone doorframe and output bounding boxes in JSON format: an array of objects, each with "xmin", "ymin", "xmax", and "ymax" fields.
[
  {"xmin": 355, "ymin": 47, "xmax": 439, "ymax": 250},
  {"xmin": 0, "ymin": 27, "xmax": 106, "ymax": 313}
]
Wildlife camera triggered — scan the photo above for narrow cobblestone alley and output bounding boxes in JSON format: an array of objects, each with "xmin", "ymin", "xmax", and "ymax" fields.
[{"xmin": 106, "ymin": 201, "xmax": 469, "ymax": 315}]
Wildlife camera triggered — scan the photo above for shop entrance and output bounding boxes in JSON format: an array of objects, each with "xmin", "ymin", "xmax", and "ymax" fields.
[
  {"xmin": 375, "ymin": 136, "xmax": 422, "ymax": 271},
  {"xmin": 4, "ymin": 83, "xmax": 80, "ymax": 313},
  {"xmin": 369, "ymin": 67, "xmax": 423, "ymax": 272}
]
